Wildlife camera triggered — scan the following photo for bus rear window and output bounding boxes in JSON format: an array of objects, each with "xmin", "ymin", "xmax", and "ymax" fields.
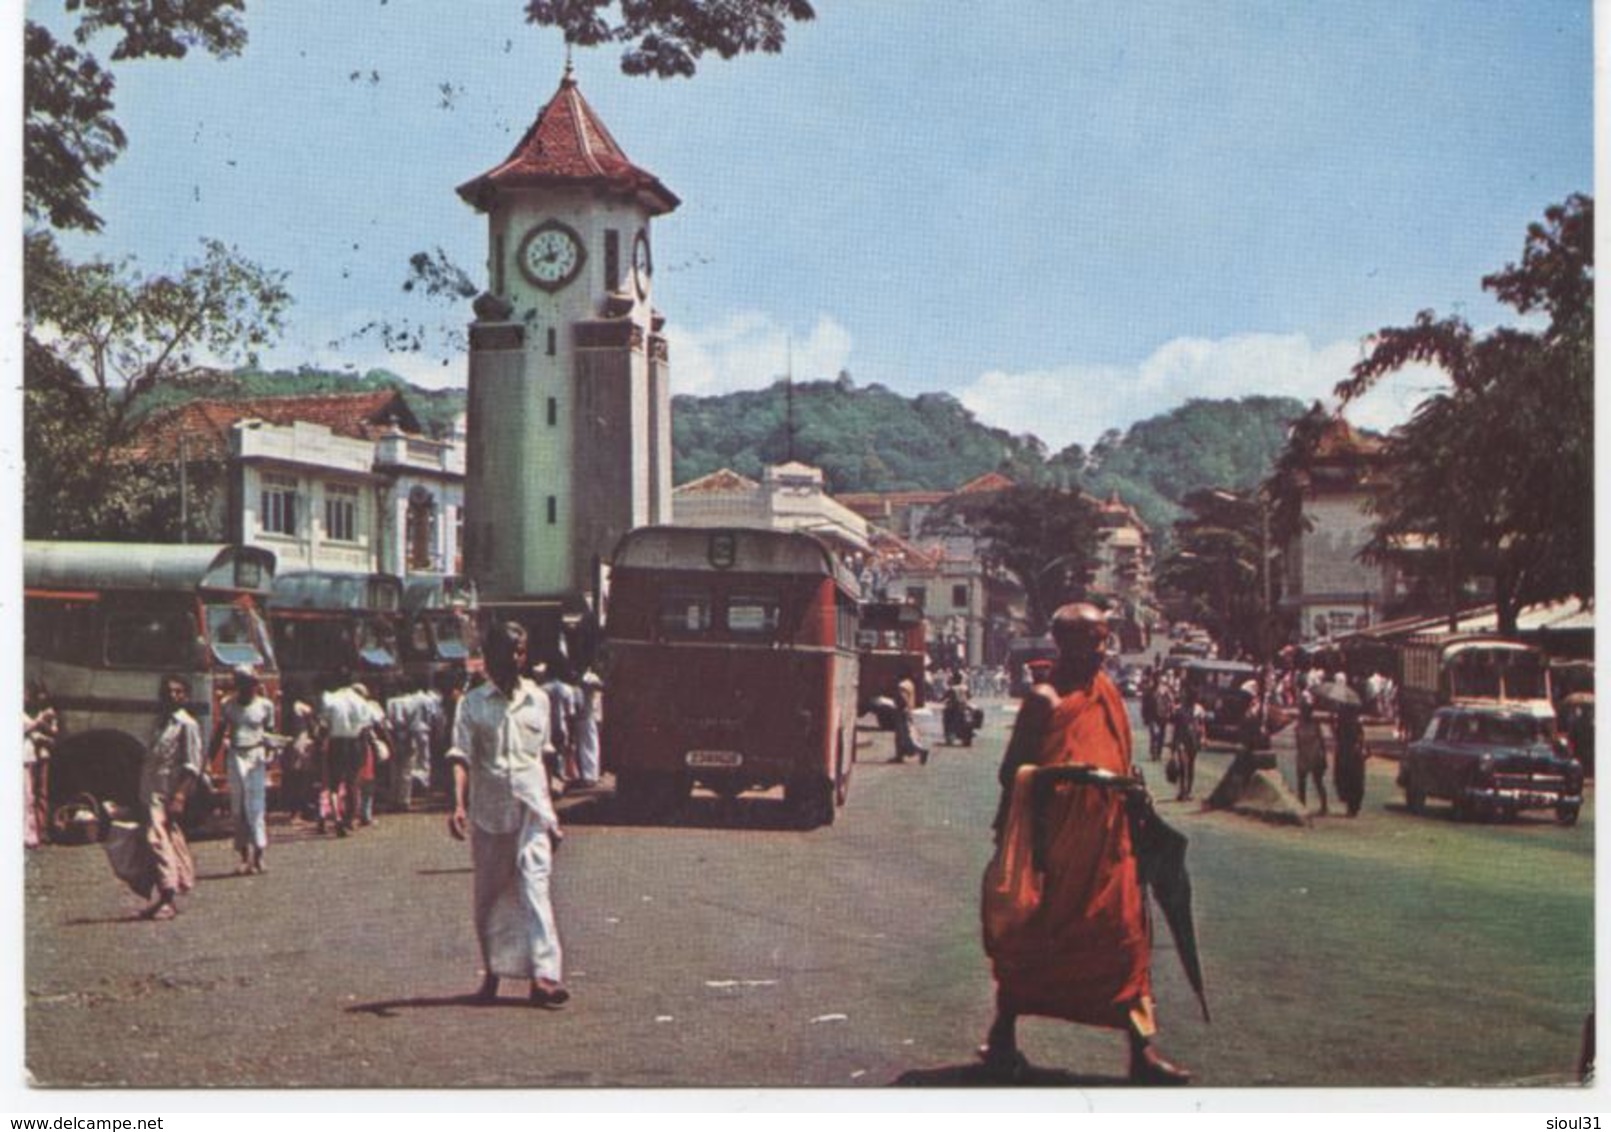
[
  {"xmin": 659, "ymin": 591, "xmax": 711, "ymax": 636},
  {"xmin": 727, "ymin": 595, "xmax": 780, "ymax": 637}
]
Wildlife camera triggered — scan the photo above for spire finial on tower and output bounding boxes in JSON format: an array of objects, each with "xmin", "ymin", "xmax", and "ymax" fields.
[{"xmin": 563, "ymin": 42, "xmax": 575, "ymax": 84}]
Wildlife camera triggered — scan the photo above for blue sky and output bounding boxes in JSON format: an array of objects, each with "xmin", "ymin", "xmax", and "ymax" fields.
[{"xmin": 25, "ymin": 0, "xmax": 1596, "ymax": 453}]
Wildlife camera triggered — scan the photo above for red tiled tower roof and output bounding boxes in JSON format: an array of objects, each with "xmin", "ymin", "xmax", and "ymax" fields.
[
  {"xmin": 124, "ymin": 391, "xmax": 422, "ymax": 462},
  {"xmin": 457, "ymin": 65, "xmax": 679, "ymax": 216}
]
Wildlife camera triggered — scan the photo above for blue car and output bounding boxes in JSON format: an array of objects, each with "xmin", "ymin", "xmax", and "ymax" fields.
[{"xmin": 1399, "ymin": 705, "xmax": 1584, "ymax": 825}]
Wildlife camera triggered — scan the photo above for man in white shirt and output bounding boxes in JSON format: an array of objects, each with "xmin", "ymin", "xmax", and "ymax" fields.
[
  {"xmin": 447, "ymin": 622, "xmax": 568, "ymax": 1008},
  {"xmin": 320, "ymin": 675, "xmax": 382, "ymax": 836},
  {"xmin": 387, "ymin": 684, "xmax": 441, "ymax": 812}
]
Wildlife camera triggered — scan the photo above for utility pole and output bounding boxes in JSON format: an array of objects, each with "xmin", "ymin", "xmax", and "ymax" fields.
[{"xmin": 178, "ymin": 432, "xmax": 189, "ymax": 544}]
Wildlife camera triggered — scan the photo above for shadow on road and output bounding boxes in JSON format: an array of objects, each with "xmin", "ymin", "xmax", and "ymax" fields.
[
  {"xmin": 560, "ymin": 791, "xmax": 817, "ymax": 833},
  {"xmin": 892, "ymin": 1062, "xmax": 1125, "ymax": 1087},
  {"xmin": 345, "ymin": 993, "xmax": 546, "ymax": 1018}
]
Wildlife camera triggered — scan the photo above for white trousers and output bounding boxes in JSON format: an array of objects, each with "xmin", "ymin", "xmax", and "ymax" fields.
[{"xmin": 471, "ymin": 810, "xmax": 562, "ymax": 982}]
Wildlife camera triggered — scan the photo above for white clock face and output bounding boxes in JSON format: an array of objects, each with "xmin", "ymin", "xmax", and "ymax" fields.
[
  {"xmin": 518, "ymin": 221, "xmax": 585, "ymax": 291},
  {"xmin": 632, "ymin": 229, "xmax": 652, "ymax": 299}
]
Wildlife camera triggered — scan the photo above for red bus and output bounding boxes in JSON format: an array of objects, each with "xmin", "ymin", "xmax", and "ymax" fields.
[
  {"xmin": 602, "ymin": 526, "xmax": 862, "ymax": 827},
  {"xmin": 856, "ymin": 599, "xmax": 928, "ymax": 727}
]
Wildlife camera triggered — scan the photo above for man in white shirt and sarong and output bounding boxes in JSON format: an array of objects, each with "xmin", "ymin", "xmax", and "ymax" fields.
[
  {"xmin": 387, "ymin": 684, "xmax": 441, "ymax": 812},
  {"xmin": 447, "ymin": 621, "xmax": 569, "ymax": 1008}
]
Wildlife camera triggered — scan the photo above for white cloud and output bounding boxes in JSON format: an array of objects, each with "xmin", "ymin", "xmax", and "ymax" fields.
[
  {"xmin": 958, "ymin": 332, "xmax": 1448, "ymax": 452},
  {"xmin": 665, "ymin": 312, "xmax": 853, "ymax": 397}
]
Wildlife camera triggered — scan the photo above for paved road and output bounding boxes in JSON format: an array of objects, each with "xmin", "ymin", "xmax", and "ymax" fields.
[{"xmin": 24, "ymin": 695, "xmax": 1594, "ymax": 1090}]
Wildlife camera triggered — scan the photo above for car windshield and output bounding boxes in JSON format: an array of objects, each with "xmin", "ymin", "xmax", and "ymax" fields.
[{"xmin": 1449, "ymin": 711, "xmax": 1546, "ymax": 747}]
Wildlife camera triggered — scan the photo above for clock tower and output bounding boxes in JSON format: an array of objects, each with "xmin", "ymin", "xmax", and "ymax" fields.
[{"xmin": 457, "ymin": 62, "xmax": 678, "ymax": 611}]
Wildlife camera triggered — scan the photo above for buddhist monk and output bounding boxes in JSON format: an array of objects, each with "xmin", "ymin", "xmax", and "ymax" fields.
[{"xmin": 979, "ymin": 602, "xmax": 1191, "ymax": 1085}]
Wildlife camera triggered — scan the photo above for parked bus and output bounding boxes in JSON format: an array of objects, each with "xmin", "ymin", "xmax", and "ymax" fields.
[
  {"xmin": 601, "ymin": 526, "xmax": 862, "ymax": 827},
  {"xmin": 1399, "ymin": 634, "xmax": 1555, "ymax": 742},
  {"xmin": 267, "ymin": 570, "xmax": 403, "ymax": 709},
  {"xmin": 855, "ymin": 599, "xmax": 927, "ymax": 727},
  {"xmin": 23, "ymin": 541, "xmax": 279, "ymax": 833},
  {"xmin": 399, "ymin": 576, "xmax": 483, "ymax": 692}
]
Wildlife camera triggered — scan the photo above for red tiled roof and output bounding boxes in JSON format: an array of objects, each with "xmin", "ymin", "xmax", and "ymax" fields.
[
  {"xmin": 673, "ymin": 468, "xmax": 760, "ymax": 495},
  {"xmin": 457, "ymin": 68, "xmax": 679, "ymax": 216},
  {"xmin": 953, "ymin": 471, "xmax": 1015, "ymax": 495},
  {"xmin": 122, "ymin": 391, "xmax": 421, "ymax": 462},
  {"xmin": 866, "ymin": 525, "xmax": 944, "ymax": 569}
]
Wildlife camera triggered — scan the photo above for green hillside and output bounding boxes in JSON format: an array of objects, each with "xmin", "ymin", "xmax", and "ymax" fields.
[{"xmin": 672, "ymin": 376, "xmax": 1046, "ymax": 493}]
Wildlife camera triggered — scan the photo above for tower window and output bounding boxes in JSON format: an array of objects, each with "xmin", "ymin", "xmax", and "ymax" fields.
[
  {"xmin": 547, "ymin": 496, "xmax": 558, "ymax": 525},
  {"xmin": 605, "ymin": 229, "xmax": 621, "ymax": 292},
  {"xmin": 547, "ymin": 327, "xmax": 557, "ymax": 356},
  {"xmin": 547, "ymin": 397, "xmax": 558, "ymax": 426},
  {"xmin": 493, "ymin": 233, "xmax": 505, "ymax": 295}
]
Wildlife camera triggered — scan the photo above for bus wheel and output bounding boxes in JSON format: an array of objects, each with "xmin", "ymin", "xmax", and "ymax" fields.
[
  {"xmin": 834, "ymin": 735, "xmax": 851, "ymax": 808},
  {"xmin": 52, "ymin": 793, "xmax": 106, "ymax": 844},
  {"xmin": 615, "ymin": 772, "xmax": 681, "ymax": 821},
  {"xmin": 787, "ymin": 774, "xmax": 835, "ymax": 829}
]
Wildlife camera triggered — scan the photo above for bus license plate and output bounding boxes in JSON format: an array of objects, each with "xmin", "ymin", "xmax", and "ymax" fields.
[{"xmin": 686, "ymin": 750, "xmax": 743, "ymax": 768}]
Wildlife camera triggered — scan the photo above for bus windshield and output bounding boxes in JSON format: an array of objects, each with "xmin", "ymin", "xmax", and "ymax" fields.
[
  {"xmin": 427, "ymin": 614, "xmax": 472, "ymax": 660},
  {"xmin": 206, "ymin": 602, "xmax": 271, "ymax": 668},
  {"xmin": 356, "ymin": 616, "xmax": 398, "ymax": 667},
  {"xmin": 1448, "ymin": 648, "xmax": 1550, "ymax": 701}
]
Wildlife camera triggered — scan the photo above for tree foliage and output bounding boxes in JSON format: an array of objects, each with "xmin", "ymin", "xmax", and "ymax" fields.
[
  {"xmin": 925, "ymin": 487, "xmax": 1103, "ymax": 635},
  {"xmin": 24, "ymin": 1, "xmax": 247, "ymax": 232},
  {"xmin": 1261, "ymin": 400, "xmax": 1331, "ymax": 547},
  {"xmin": 1336, "ymin": 195, "xmax": 1593, "ymax": 634},
  {"xmin": 525, "ymin": 0, "xmax": 814, "ymax": 77},
  {"xmin": 1156, "ymin": 488, "xmax": 1269, "ymax": 658},
  {"xmin": 673, "ymin": 378, "xmax": 1048, "ymax": 494},
  {"xmin": 24, "ymin": 232, "xmax": 291, "ymax": 539}
]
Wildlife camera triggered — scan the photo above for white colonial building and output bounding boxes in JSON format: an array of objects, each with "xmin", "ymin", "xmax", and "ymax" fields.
[{"xmin": 129, "ymin": 391, "xmax": 465, "ymax": 581}]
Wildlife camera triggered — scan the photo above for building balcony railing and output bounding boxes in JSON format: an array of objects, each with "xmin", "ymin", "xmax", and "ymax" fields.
[{"xmin": 375, "ymin": 433, "xmax": 466, "ymax": 475}]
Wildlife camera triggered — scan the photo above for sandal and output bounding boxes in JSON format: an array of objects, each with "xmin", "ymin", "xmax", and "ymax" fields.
[{"xmin": 530, "ymin": 978, "xmax": 570, "ymax": 1008}]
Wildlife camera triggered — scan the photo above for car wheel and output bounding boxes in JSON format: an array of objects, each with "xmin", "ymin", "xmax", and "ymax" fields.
[
  {"xmin": 1404, "ymin": 772, "xmax": 1426, "ymax": 815},
  {"xmin": 1556, "ymin": 804, "xmax": 1580, "ymax": 827}
]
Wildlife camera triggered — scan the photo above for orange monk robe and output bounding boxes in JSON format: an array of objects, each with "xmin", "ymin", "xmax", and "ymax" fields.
[{"xmin": 982, "ymin": 672, "xmax": 1154, "ymax": 1032}]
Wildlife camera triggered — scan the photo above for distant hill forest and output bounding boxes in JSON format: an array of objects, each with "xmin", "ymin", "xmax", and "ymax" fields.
[{"xmin": 139, "ymin": 367, "xmax": 1305, "ymax": 541}]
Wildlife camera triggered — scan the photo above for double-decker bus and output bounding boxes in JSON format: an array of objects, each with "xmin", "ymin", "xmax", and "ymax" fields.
[
  {"xmin": 602, "ymin": 526, "xmax": 862, "ymax": 827},
  {"xmin": 855, "ymin": 599, "xmax": 927, "ymax": 727},
  {"xmin": 24, "ymin": 541, "xmax": 279, "ymax": 833},
  {"xmin": 399, "ymin": 576, "xmax": 483, "ymax": 693},
  {"xmin": 267, "ymin": 570, "xmax": 403, "ymax": 707}
]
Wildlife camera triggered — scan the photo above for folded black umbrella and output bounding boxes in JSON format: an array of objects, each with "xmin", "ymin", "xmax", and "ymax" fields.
[
  {"xmin": 1028, "ymin": 765, "xmax": 1210, "ymax": 1023},
  {"xmin": 1128, "ymin": 789, "xmax": 1211, "ymax": 1024}
]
